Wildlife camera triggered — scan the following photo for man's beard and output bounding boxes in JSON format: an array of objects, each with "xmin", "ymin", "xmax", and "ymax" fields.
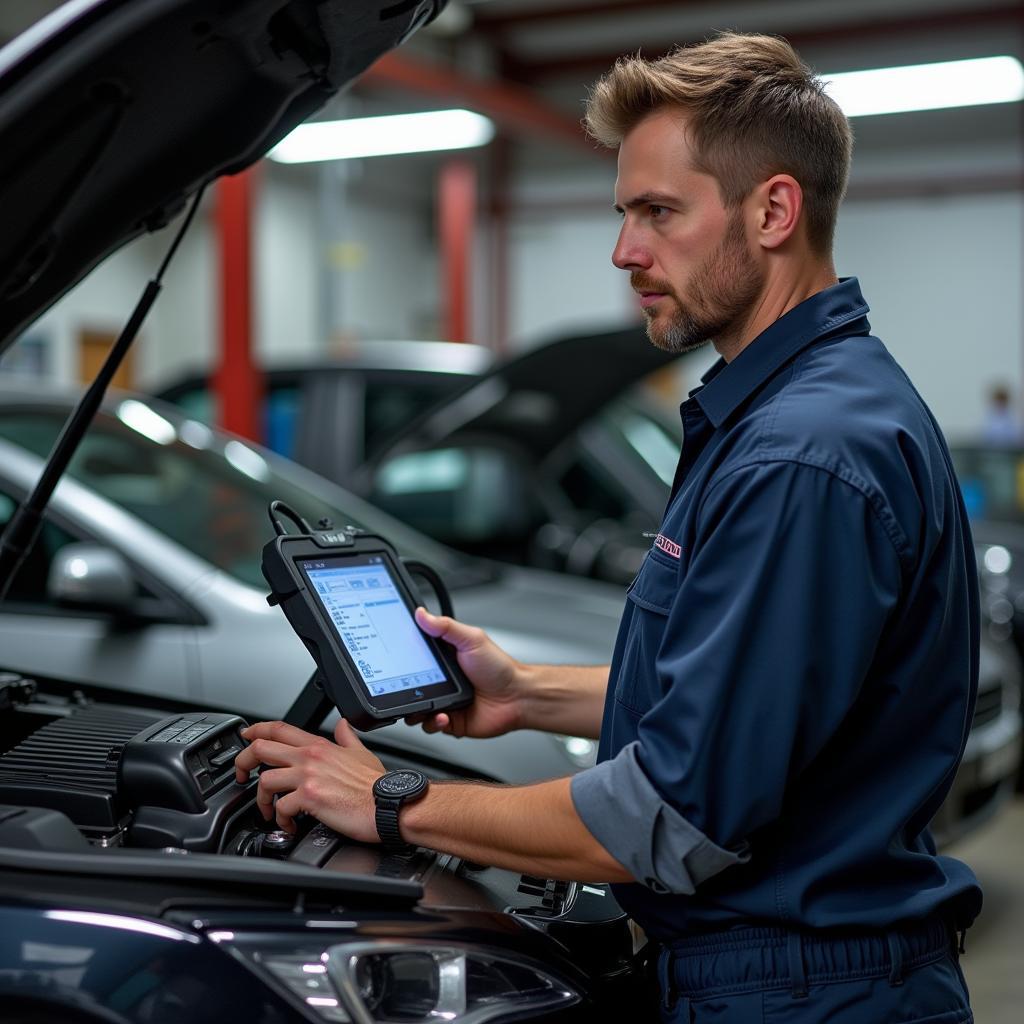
[{"xmin": 633, "ymin": 214, "xmax": 764, "ymax": 354}]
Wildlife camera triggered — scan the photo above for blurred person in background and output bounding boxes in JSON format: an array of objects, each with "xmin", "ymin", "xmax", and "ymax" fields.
[
  {"xmin": 982, "ymin": 382, "xmax": 1023, "ymax": 444},
  {"xmin": 237, "ymin": 32, "xmax": 981, "ymax": 1023}
]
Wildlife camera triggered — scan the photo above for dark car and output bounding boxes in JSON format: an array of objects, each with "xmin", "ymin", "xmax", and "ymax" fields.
[
  {"xmin": 155, "ymin": 339, "xmax": 494, "ymax": 482},
  {"xmin": 0, "ymin": 3, "xmax": 647, "ymax": 1022},
  {"xmin": 950, "ymin": 441, "xmax": 1024, "ymax": 789},
  {"xmin": 357, "ymin": 327, "xmax": 681, "ymax": 583}
]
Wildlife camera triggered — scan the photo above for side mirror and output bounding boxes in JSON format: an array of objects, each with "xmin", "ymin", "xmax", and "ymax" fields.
[
  {"xmin": 47, "ymin": 543, "xmax": 137, "ymax": 614},
  {"xmin": 371, "ymin": 446, "xmax": 534, "ymax": 545}
]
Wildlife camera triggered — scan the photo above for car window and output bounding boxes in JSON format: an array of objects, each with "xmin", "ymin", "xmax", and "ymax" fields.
[
  {"xmin": 601, "ymin": 402, "xmax": 680, "ymax": 486},
  {"xmin": 363, "ymin": 373, "xmax": 466, "ymax": 458},
  {"xmin": 0, "ymin": 486, "xmax": 79, "ymax": 607},
  {"xmin": 161, "ymin": 381, "xmax": 302, "ymax": 461},
  {"xmin": 0, "ymin": 404, "xmax": 476, "ymax": 590}
]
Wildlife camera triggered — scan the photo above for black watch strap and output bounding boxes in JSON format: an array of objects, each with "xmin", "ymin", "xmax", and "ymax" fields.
[{"xmin": 375, "ymin": 800, "xmax": 407, "ymax": 848}]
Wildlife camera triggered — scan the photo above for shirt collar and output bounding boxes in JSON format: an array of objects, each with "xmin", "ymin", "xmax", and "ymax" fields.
[{"xmin": 691, "ymin": 277, "xmax": 871, "ymax": 429}]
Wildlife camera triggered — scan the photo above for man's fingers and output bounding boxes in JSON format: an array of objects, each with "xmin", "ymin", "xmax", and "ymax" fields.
[
  {"xmin": 273, "ymin": 790, "xmax": 307, "ymax": 834},
  {"xmin": 400, "ymin": 711, "xmax": 451, "ymax": 734},
  {"xmin": 415, "ymin": 607, "xmax": 484, "ymax": 653},
  {"xmin": 255, "ymin": 766, "xmax": 301, "ymax": 820},
  {"xmin": 241, "ymin": 720, "xmax": 321, "ymax": 748},
  {"xmin": 234, "ymin": 737, "xmax": 301, "ymax": 778}
]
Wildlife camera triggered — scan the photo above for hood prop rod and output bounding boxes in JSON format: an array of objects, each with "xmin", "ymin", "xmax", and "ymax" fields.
[{"xmin": 0, "ymin": 184, "xmax": 207, "ymax": 600}]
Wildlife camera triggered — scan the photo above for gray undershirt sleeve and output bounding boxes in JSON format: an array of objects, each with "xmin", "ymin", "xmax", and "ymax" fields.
[{"xmin": 570, "ymin": 741, "xmax": 751, "ymax": 894}]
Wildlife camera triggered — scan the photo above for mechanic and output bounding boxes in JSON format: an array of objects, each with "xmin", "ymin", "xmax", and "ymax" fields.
[{"xmin": 236, "ymin": 32, "xmax": 982, "ymax": 1022}]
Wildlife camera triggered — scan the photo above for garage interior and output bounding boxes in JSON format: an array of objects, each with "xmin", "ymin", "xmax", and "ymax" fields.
[{"xmin": 0, "ymin": 1, "xmax": 1021, "ymax": 1020}]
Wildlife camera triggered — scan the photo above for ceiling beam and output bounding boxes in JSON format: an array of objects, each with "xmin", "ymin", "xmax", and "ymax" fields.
[
  {"xmin": 496, "ymin": 2, "xmax": 1024, "ymax": 81},
  {"xmin": 361, "ymin": 51, "xmax": 602, "ymax": 154}
]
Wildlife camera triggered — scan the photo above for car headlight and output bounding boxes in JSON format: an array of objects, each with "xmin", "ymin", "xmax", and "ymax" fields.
[{"xmin": 223, "ymin": 937, "xmax": 579, "ymax": 1023}]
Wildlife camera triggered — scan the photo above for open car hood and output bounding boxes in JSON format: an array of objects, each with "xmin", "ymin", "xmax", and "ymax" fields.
[
  {"xmin": 0, "ymin": 0, "xmax": 443, "ymax": 349},
  {"xmin": 369, "ymin": 324, "xmax": 681, "ymax": 462}
]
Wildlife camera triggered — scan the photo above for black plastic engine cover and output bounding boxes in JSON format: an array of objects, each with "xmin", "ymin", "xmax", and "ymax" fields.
[{"xmin": 0, "ymin": 703, "xmax": 164, "ymax": 836}]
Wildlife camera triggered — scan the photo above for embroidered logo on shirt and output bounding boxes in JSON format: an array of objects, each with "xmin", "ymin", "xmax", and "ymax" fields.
[{"xmin": 654, "ymin": 534, "xmax": 682, "ymax": 559}]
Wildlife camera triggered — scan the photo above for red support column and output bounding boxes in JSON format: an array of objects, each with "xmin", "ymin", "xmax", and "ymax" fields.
[
  {"xmin": 214, "ymin": 169, "xmax": 261, "ymax": 441},
  {"xmin": 490, "ymin": 135, "xmax": 511, "ymax": 356},
  {"xmin": 439, "ymin": 159, "xmax": 477, "ymax": 344}
]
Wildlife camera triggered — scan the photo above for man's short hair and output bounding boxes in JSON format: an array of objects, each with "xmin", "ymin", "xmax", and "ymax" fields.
[{"xmin": 585, "ymin": 32, "xmax": 853, "ymax": 255}]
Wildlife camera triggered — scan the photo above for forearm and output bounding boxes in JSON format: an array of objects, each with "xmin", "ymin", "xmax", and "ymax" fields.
[
  {"xmin": 400, "ymin": 776, "xmax": 631, "ymax": 883},
  {"xmin": 516, "ymin": 664, "xmax": 609, "ymax": 739}
]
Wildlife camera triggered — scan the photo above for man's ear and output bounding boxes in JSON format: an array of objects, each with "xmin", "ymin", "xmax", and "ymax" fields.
[{"xmin": 754, "ymin": 174, "xmax": 803, "ymax": 250}]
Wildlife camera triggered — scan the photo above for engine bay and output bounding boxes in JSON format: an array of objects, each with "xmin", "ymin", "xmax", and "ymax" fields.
[{"xmin": 0, "ymin": 673, "xmax": 619, "ymax": 929}]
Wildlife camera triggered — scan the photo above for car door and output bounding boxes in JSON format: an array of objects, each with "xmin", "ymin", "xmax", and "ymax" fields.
[{"xmin": 0, "ymin": 476, "xmax": 202, "ymax": 703}]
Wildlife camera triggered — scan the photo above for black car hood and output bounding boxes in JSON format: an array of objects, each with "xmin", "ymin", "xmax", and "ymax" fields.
[
  {"xmin": 0, "ymin": 0, "xmax": 442, "ymax": 349},
  {"xmin": 371, "ymin": 324, "xmax": 680, "ymax": 461}
]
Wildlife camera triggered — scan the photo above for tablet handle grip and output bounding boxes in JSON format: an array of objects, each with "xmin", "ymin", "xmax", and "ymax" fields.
[{"xmin": 402, "ymin": 559, "xmax": 455, "ymax": 619}]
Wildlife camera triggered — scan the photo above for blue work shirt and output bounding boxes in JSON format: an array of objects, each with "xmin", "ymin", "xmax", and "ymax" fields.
[{"xmin": 571, "ymin": 278, "xmax": 983, "ymax": 941}]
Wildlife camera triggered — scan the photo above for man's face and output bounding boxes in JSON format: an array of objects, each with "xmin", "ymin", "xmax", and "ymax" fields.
[{"xmin": 612, "ymin": 109, "xmax": 764, "ymax": 354}]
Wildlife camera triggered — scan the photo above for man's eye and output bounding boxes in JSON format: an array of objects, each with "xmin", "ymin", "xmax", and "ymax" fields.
[{"xmin": 649, "ymin": 205, "xmax": 667, "ymax": 219}]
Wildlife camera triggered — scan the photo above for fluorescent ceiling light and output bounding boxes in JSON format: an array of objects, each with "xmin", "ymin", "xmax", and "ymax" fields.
[
  {"xmin": 268, "ymin": 109, "xmax": 495, "ymax": 163},
  {"xmin": 823, "ymin": 56, "xmax": 1024, "ymax": 117}
]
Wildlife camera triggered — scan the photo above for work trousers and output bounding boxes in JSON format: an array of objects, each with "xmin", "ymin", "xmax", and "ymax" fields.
[{"xmin": 656, "ymin": 917, "xmax": 972, "ymax": 1023}]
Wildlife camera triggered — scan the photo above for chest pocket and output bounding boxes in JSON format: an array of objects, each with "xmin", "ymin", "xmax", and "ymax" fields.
[{"xmin": 614, "ymin": 551, "xmax": 679, "ymax": 714}]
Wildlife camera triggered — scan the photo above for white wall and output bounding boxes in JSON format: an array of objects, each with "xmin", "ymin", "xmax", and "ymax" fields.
[
  {"xmin": 323, "ymin": 189, "xmax": 438, "ymax": 343},
  {"xmin": 506, "ymin": 163, "xmax": 639, "ymax": 348},
  {"xmin": 20, "ymin": 165, "xmax": 442, "ymax": 392},
  {"xmin": 508, "ymin": 211, "xmax": 635, "ymax": 347},
  {"xmin": 835, "ymin": 190, "xmax": 1023, "ymax": 438},
  {"xmin": 26, "ymin": 230, "xmax": 163, "ymax": 390},
  {"xmin": 503, "ymin": 161, "xmax": 1023, "ymax": 436}
]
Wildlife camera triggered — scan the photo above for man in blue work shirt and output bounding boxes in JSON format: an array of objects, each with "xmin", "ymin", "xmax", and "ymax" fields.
[{"xmin": 238, "ymin": 31, "xmax": 981, "ymax": 1022}]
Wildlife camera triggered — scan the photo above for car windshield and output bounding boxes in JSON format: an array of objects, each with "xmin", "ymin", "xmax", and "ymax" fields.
[
  {"xmin": 949, "ymin": 444, "xmax": 1024, "ymax": 525},
  {"xmin": 601, "ymin": 398, "xmax": 681, "ymax": 487},
  {"xmin": 0, "ymin": 399, "xmax": 486, "ymax": 590}
]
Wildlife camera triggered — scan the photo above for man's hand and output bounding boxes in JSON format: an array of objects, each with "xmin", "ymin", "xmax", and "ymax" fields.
[
  {"xmin": 408, "ymin": 607, "xmax": 526, "ymax": 738},
  {"xmin": 233, "ymin": 719, "xmax": 384, "ymax": 841}
]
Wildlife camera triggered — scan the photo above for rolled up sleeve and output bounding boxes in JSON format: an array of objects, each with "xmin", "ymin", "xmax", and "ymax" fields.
[{"xmin": 571, "ymin": 741, "xmax": 750, "ymax": 893}]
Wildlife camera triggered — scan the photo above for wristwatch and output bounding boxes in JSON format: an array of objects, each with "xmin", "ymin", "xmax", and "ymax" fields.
[{"xmin": 372, "ymin": 769, "xmax": 429, "ymax": 848}]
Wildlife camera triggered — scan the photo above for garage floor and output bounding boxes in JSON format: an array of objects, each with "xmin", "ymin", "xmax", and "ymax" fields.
[{"xmin": 946, "ymin": 796, "xmax": 1024, "ymax": 1021}]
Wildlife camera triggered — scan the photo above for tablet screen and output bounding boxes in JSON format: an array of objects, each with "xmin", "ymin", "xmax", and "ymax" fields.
[{"xmin": 299, "ymin": 554, "xmax": 450, "ymax": 699}]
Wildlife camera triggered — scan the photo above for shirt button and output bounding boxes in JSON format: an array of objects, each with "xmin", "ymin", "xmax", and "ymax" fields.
[{"xmin": 645, "ymin": 877, "xmax": 669, "ymax": 894}]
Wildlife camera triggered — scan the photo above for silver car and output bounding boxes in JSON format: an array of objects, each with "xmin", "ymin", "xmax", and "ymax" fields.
[{"xmin": 0, "ymin": 383, "xmax": 622, "ymax": 781}]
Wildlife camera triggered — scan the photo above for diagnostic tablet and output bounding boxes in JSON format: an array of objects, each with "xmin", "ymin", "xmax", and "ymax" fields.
[{"xmin": 262, "ymin": 512, "xmax": 473, "ymax": 731}]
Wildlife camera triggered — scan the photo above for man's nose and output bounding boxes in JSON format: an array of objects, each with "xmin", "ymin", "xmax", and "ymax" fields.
[{"xmin": 612, "ymin": 226, "xmax": 652, "ymax": 271}]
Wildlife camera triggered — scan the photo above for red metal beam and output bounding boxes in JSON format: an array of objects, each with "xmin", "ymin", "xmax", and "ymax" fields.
[
  {"xmin": 489, "ymin": 135, "xmax": 512, "ymax": 356},
  {"xmin": 439, "ymin": 159, "xmax": 477, "ymax": 344},
  {"xmin": 214, "ymin": 170, "xmax": 262, "ymax": 442},
  {"xmin": 361, "ymin": 51, "xmax": 599, "ymax": 154},
  {"xmin": 496, "ymin": 3, "xmax": 1024, "ymax": 80}
]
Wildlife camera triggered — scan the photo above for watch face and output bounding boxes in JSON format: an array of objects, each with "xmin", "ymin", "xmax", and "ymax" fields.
[{"xmin": 375, "ymin": 770, "xmax": 426, "ymax": 797}]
